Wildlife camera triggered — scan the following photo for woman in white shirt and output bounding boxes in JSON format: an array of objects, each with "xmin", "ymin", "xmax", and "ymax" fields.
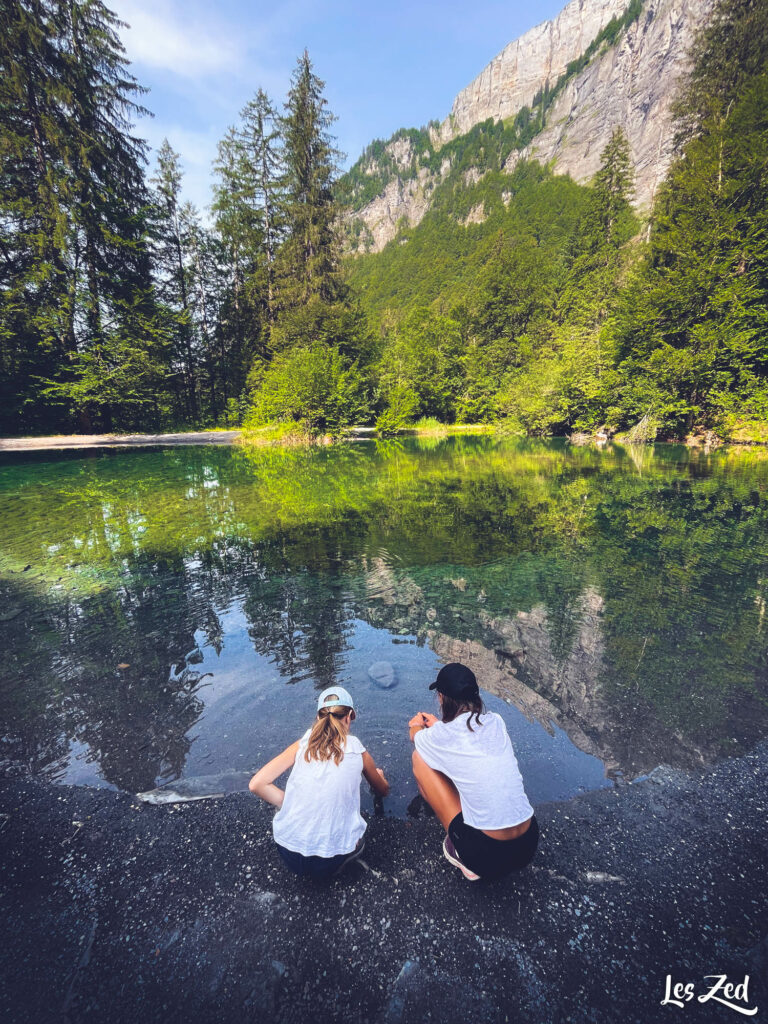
[
  {"xmin": 250, "ymin": 686, "xmax": 390, "ymax": 880},
  {"xmin": 409, "ymin": 663, "xmax": 538, "ymax": 882}
]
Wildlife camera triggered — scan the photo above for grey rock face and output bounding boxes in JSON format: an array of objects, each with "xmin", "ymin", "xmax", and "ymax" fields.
[
  {"xmin": 349, "ymin": 160, "xmax": 449, "ymax": 254},
  {"xmin": 348, "ymin": 0, "xmax": 713, "ymax": 251},
  {"xmin": 438, "ymin": 0, "xmax": 631, "ymax": 144},
  {"xmin": 523, "ymin": 0, "xmax": 714, "ymax": 208}
]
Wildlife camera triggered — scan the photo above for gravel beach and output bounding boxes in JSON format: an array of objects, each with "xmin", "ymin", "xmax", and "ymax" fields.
[
  {"xmin": 2, "ymin": 741, "xmax": 766, "ymax": 1024},
  {"xmin": 0, "ymin": 432, "xmax": 242, "ymax": 451}
]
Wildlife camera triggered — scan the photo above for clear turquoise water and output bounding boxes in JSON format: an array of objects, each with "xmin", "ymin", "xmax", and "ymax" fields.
[{"xmin": 1, "ymin": 436, "xmax": 767, "ymax": 814}]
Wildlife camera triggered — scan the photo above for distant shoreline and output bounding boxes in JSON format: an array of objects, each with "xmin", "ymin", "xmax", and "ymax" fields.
[
  {"xmin": 0, "ymin": 425, "xmax": 490, "ymax": 452},
  {"xmin": 2, "ymin": 426, "xmax": 764, "ymax": 454},
  {"xmin": 0, "ymin": 430, "xmax": 242, "ymax": 451}
]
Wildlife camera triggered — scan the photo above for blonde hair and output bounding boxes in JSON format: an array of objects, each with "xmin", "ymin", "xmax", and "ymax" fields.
[{"xmin": 305, "ymin": 698, "xmax": 353, "ymax": 764}]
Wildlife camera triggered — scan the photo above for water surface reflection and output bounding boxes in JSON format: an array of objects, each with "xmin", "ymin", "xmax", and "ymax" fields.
[{"xmin": 1, "ymin": 438, "xmax": 767, "ymax": 811}]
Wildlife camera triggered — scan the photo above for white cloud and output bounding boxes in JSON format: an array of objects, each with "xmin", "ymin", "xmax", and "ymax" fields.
[
  {"xmin": 114, "ymin": 0, "xmax": 243, "ymax": 77},
  {"xmin": 108, "ymin": 0, "xmax": 338, "ymax": 211}
]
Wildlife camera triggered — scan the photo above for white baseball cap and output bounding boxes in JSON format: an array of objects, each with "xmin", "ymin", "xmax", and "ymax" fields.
[{"xmin": 317, "ymin": 686, "xmax": 354, "ymax": 712}]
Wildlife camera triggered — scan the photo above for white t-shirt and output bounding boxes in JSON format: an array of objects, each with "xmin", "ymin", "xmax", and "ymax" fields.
[
  {"xmin": 414, "ymin": 711, "xmax": 533, "ymax": 830},
  {"xmin": 272, "ymin": 729, "xmax": 367, "ymax": 857}
]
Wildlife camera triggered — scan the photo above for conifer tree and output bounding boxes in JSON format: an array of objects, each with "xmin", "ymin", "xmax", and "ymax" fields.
[
  {"xmin": 151, "ymin": 140, "xmax": 197, "ymax": 421},
  {"xmin": 280, "ymin": 50, "xmax": 342, "ymax": 308},
  {"xmin": 59, "ymin": 0, "xmax": 153, "ymax": 348},
  {"xmin": 560, "ymin": 127, "xmax": 637, "ymax": 324},
  {"xmin": 240, "ymin": 89, "xmax": 283, "ymax": 334},
  {"xmin": 591, "ymin": 127, "xmax": 635, "ymax": 246},
  {"xmin": 183, "ymin": 206, "xmax": 234, "ymax": 419},
  {"xmin": 1, "ymin": 0, "xmax": 169, "ymax": 432},
  {"xmin": 0, "ymin": 0, "xmax": 72, "ymax": 429},
  {"xmin": 212, "ymin": 127, "xmax": 254, "ymax": 310},
  {"xmin": 211, "ymin": 108, "xmax": 272, "ymax": 387}
]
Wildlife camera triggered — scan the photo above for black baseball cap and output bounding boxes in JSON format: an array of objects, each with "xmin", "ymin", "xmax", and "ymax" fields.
[{"xmin": 429, "ymin": 663, "xmax": 479, "ymax": 700}]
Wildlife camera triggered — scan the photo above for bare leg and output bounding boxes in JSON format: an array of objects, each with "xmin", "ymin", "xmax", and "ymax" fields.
[{"xmin": 412, "ymin": 751, "xmax": 461, "ymax": 830}]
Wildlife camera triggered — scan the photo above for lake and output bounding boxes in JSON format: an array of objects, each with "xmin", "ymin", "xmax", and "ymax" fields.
[{"xmin": 1, "ymin": 436, "xmax": 767, "ymax": 816}]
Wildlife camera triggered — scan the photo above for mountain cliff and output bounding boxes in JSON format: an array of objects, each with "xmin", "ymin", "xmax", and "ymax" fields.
[
  {"xmin": 436, "ymin": 0, "xmax": 630, "ymax": 143},
  {"xmin": 518, "ymin": 0, "xmax": 714, "ymax": 207},
  {"xmin": 342, "ymin": 0, "xmax": 712, "ymax": 254}
]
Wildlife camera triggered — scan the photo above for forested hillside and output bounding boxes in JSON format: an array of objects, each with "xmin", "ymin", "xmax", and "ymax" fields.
[
  {"xmin": 0, "ymin": 0, "xmax": 765, "ymax": 441},
  {"xmin": 346, "ymin": 0, "xmax": 768, "ymax": 440}
]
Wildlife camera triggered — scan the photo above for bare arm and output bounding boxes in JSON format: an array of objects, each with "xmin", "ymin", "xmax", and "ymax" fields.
[
  {"xmin": 362, "ymin": 751, "xmax": 390, "ymax": 797},
  {"xmin": 408, "ymin": 712, "xmax": 438, "ymax": 742},
  {"xmin": 249, "ymin": 740, "xmax": 300, "ymax": 809}
]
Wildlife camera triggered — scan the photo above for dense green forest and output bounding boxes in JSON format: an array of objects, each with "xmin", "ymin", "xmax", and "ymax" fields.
[
  {"xmin": 1, "ymin": 0, "xmax": 766, "ymax": 440},
  {"xmin": 0, "ymin": 0, "xmax": 359, "ymax": 434}
]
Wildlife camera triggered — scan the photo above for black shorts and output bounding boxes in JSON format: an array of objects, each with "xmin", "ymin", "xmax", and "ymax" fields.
[
  {"xmin": 276, "ymin": 844, "xmax": 349, "ymax": 880},
  {"xmin": 448, "ymin": 812, "xmax": 539, "ymax": 880}
]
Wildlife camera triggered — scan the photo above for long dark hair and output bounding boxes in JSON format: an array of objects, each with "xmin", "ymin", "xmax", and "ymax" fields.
[{"xmin": 440, "ymin": 692, "xmax": 486, "ymax": 731}]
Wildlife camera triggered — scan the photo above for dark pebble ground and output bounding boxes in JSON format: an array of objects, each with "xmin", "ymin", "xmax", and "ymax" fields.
[{"xmin": 1, "ymin": 742, "xmax": 767, "ymax": 1024}]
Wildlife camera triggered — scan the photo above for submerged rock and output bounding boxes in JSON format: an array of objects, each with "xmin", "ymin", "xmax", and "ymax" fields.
[
  {"xmin": 137, "ymin": 771, "xmax": 252, "ymax": 805},
  {"xmin": 368, "ymin": 660, "xmax": 397, "ymax": 689}
]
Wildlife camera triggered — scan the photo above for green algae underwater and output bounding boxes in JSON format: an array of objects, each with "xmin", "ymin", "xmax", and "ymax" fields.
[{"xmin": 1, "ymin": 435, "xmax": 767, "ymax": 810}]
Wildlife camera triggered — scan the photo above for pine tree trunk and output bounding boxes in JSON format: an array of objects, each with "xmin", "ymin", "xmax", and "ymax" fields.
[
  {"xmin": 172, "ymin": 209, "xmax": 197, "ymax": 421},
  {"xmin": 263, "ymin": 182, "xmax": 275, "ymax": 336}
]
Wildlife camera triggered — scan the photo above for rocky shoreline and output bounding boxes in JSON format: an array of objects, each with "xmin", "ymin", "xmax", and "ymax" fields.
[
  {"xmin": 2, "ymin": 742, "xmax": 766, "ymax": 1024},
  {"xmin": 2, "ymin": 429, "xmax": 766, "ymax": 454}
]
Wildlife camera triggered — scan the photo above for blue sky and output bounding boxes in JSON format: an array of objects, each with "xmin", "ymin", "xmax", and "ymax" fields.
[{"xmin": 111, "ymin": 0, "xmax": 566, "ymax": 213}]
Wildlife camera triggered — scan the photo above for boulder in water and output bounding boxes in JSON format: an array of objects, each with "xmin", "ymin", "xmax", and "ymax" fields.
[{"xmin": 368, "ymin": 660, "xmax": 397, "ymax": 689}]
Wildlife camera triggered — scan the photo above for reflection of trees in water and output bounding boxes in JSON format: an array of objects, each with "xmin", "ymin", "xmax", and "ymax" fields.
[
  {"xmin": 594, "ymin": 477, "xmax": 768, "ymax": 758},
  {"xmin": 63, "ymin": 558, "xmax": 220, "ymax": 790},
  {"xmin": 0, "ymin": 577, "xmax": 72, "ymax": 778},
  {"xmin": 201, "ymin": 606, "xmax": 224, "ymax": 655},
  {"xmin": 72, "ymin": 666, "xmax": 203, "ymax": 793},
  {"xmin": 3, "ymin": 439, "xmax": 768, "ymax": 787},
  {"xmin": 242, "ymin": 531, "xmax": 359, "ymax": 689},
  {"xmin": 353, "ymin": 462, "xmax": 768, "ymax": 775},
  {"xmin": 0, "ymin": 551, "xmax": 247, "ymax": 791}
]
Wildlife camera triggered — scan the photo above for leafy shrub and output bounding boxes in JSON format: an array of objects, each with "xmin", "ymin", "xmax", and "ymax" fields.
[
  {"xmin": 375, "ymin": 382, "xmax": 420, "ymax": 434},
  {"xmin": 244, "ymin": 344, "xmax": 370, "ymax": 435},
  {"xmin": 495, "ymin": 360, "xmax": 568, "ymax": 437}
]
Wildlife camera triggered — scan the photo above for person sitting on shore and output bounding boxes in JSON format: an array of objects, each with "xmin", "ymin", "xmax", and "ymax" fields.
[
  {"xmin": 249, "ymin": 686, "xmax": 389, "ymax": 880},
  {"xmin": 409, "ymin": 663, "xmax": 538, "ymax": 882}
]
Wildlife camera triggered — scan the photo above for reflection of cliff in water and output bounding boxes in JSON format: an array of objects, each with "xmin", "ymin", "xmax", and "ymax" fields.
[{"xmin": 360, "ymin": 560, "xmax": 768, "ymax": 779}]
